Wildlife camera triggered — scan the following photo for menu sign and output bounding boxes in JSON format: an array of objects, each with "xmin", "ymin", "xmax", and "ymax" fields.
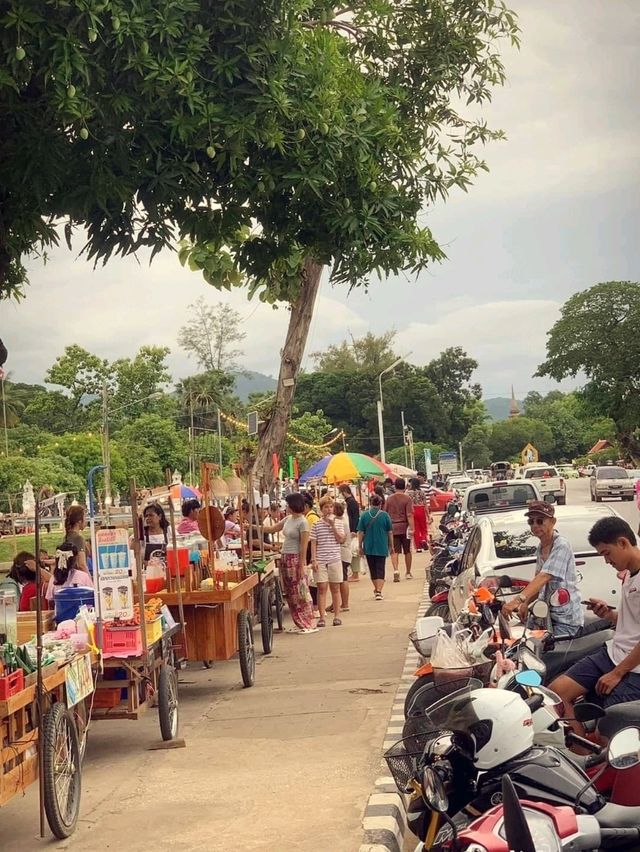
[{"xmin": 96, "ymin": 528, "xmax": 134, "ymax": 620}]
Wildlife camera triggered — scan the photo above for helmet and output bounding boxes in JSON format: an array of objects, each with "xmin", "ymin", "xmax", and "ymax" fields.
[{"xmin": 438, "ymin": 688, "xmax": 533, "ymax": 771}]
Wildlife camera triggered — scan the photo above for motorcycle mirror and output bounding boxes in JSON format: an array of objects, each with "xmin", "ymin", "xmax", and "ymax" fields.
[
  {"xmin": 481, "ymin": 603, "xmax": 496, "ymax": 626},
  {"xmin": 530, "ymin": 599, "xmax": 549, "ymax": 619},
  {"xmin": 515, "ymin": 670, "xmax": 542, "ymax": 687},
  {"xmin": 574, "ymin": 702, "xmax": 606, "ymax": 724},
  {"xmin": 549, "ymin": 588, "xmax": 570, "ymax": 607},
  {"xmin": 607, "ymin": 727, "xmax": 640, "ymax": 771},
  {"xmin": 422, "ymin": 767, "xmax": 449, "ymax": 814},
  {"xmin": 501, "ymin": 775, "xmax": 536, "ymax": 852},
  {"xmin": 478, "ymin": 576, "xmax": 500, "ymax": 592}
]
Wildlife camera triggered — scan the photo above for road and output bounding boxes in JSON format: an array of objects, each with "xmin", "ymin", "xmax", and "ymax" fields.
[
  {"xmin": 2, "ymin": 556, "xmax": 429, "ymax": 852},
  {"xmin": 567, "ymin": 476, "xmax": 638, "ymax": 527}
]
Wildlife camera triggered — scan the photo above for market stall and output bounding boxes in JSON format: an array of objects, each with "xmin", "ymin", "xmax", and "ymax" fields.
[
  {"xmin": 87, "ymin": 474, "xmax": 183, "ymax": 742},
  {"xmin": 0, "ymin": 499, "xmax": 96, "ymax": 840}
]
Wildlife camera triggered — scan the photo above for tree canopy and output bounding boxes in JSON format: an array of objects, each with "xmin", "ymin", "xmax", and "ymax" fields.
[{"xmin": 537, "ymin": 281, "xmax": 640, "ymax": 460}]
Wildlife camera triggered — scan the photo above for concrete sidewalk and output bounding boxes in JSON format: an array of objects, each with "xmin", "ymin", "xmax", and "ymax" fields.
[{"xmin": 3, "ymin": 557, "xmax": 427, "ymax": 852}]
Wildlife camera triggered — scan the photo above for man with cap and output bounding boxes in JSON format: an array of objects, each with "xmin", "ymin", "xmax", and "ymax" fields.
[{"xmin": 502, "ymin": 500, "xmax": 583, "ymax": 637}]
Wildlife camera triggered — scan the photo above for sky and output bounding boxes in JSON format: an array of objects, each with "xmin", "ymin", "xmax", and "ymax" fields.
[{"xmin": 3, "ymin": 0, "xmax": 639, "ymax": 399}]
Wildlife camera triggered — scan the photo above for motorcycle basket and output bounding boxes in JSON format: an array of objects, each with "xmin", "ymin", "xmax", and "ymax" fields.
[
  {"xmin": 432, "ymin": 662, "xmax": 493, "ymax": 686},
  {"xmin": 384, "ymin": 737, "xmax": 426, "ymax": 794},
  {"xmin": 409, "ymin": 629, "xmax": 438, "ymax": 658}
]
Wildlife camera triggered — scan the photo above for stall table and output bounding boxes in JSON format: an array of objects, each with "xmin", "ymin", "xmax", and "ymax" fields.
[{"xmin": 146, "ymin": 572, "xmax": 259, "ymax": 686}]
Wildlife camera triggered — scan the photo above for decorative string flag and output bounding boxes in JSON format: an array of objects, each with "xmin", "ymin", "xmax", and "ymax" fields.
[
  {"xmin": 272, "ymin": 453, "xmax": 280, "ymax": 480},
  {"xmin": 288, "ymin": 456, "xmax": 295, "ymax": 479}
]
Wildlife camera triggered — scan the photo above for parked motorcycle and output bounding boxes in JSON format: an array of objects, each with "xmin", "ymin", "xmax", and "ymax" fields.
[{"xmin": 389, "ymin": 684, "xmax": 640, "ymax": 850}]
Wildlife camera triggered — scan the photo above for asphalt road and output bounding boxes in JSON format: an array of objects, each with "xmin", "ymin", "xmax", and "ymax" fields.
[{"xmin": 568, "ymin": 475, "xmax": 638, "ymax": 528}]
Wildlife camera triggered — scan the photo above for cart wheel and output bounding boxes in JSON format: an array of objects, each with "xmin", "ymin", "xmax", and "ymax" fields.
[
  {"xmin": 237, "ymin": 610, "xmax": 255, "ymax": 687},
  {"xmin": 42, "ymin": 702, "xmax": 82, "ymax": 839},
  {"xmin": 274, "ymin": 578, "xmax": 284, "ymax": 632},
  {"xmin": 260, "ymin": 585, "xmax": 274, "ymax": 654},
  {"xmin": 158, "ymin": 664, "xmax": 179, "ymax": 741}
]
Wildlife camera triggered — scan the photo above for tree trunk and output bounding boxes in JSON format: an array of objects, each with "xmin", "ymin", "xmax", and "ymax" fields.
[
  {"xmin": 253, "ymin": 257, "xmax": 323, "ymax": 486},
  {"xmin": 617, "ymin": 430, "xmax": 640, "ymax": 466}
]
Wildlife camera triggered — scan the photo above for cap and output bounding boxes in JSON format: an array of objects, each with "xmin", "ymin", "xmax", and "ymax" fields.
[{"xmin": 524, "ymin": 500, "xmax": 555, "ymax": 519}]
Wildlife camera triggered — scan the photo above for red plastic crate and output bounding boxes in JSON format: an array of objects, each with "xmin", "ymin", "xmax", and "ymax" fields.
[
  {"xmin": 0, "ymin": 669, "xmax": 24, "ymax": 699},
  {"xmin": 102, "ymin": 624, "xmax": 142, "ymax": 658}
]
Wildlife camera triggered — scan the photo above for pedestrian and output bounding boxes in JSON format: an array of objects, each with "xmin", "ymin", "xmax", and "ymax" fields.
[
  {"xmin": 64, "ymin": 505, "xmax": 90, "ymax": 572},
  {"xmin": 417, "ymin": 471, "xmax": 433, "ymax": 502},
  {"xmin": 384, "ymin": 478, "xmax": 414, "ymax": 581},
  {"xmin": 338, "ymin": 484, "xmax": 360, "ymax": 581},
  {"xmin": 223, "ymin": 506, "xmax": 242, "ymax": 544},
  {"xmin": 142, "ymin": 503, "xmax": 170, "ymax": 562},
  {"xmin": 501, "ymin": 501, "xmax": 583, "ymax": 637},
  {"xmin": 268, "ymin": 492, "xmax": 317, "ymax": 634},
  {"xmin": 302, "ymin": 492, "xmax": 321, "ymax": 618},
  {"xmin": 45, "ymin": 543, "xmax": 94, "ymax": 602},
  {"xmin": 374, "ymin": 483, "xmax": 386, "ymax": 510},
  {"xmin": 383, "ymin": 477, "xmax": 396, "ymax": 496},
  {"xmin": 332, "ymin": 502, "xmax": 352, "ymax": 612},
  {"xmin": 550, "ymin": 516, "xmax": 640, "ymax": 726},
  {"xmin": 177, "ymin": 498, "xmax": 201, "ymax": 534},
  {"xmin": 310, "ymin": 497, "xmax": 345, "ymax": 627},
  {"xmin": 357, "ymin": 494, "xmax": 393, "ymax": 600},
  {"xmin": 406, "ymin": 477, "xmax": 429, "ymax": 552}
]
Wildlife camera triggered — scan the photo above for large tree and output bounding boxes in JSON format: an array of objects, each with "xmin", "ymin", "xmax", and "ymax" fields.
[
  {"xmin": 537, "ymin": 282, "xmax": 640, "ymax": 461},
  {"xmin": 178, "ymin": 298, "xmax": 246, "ymax": 373},
  {"xmin": 180, "ymin": 2, "xmax": 518, "ymax": 482}
]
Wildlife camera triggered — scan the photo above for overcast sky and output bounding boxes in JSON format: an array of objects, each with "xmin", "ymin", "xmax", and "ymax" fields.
[{"xmin": 4, "ymin": 0, "xmax": 639, "ymax": 399}]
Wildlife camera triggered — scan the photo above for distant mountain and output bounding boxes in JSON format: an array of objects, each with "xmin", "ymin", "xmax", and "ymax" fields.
[
  {"xmin": 233, "ymin": 370, "xmax": 277, "ymax": 401},
  {"xmin": 484, "ymin": 396, "xmax": 523, "ymax": 421}
]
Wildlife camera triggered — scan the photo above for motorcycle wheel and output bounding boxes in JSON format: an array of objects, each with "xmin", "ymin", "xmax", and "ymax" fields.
[
  {"xmin": 425, "ymin": 601, "xmax": 451, "ymax": 622},
  {"xmin": 429, "ymin": 581, "xmax": 450, "ymax": 599},
  {"xmin": 404, "ymin": 673, "xmax": 435, "ymax": 718}
]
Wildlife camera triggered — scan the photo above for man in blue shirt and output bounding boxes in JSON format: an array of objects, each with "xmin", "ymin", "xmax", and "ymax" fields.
[{"xmin": 502, "ymin": 501, "xmax": 583, "ymax": 637}]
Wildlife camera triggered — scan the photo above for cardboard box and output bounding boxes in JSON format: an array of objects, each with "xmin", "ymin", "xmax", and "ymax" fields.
[{"xmin": 17, "ymin": 611, "xmax": 55, "ymax": 644}]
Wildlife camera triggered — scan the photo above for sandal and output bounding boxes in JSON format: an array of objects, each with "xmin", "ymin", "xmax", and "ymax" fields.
[
  {"xmin": 332, "ymin": 618, "xmax": 342, "ymax": 626},
  {"xmin": 341, "ymin": 606, "xmax": 350, "ymax": 612},
  {"xmin": 326, "ymin": 604, "xmax": 334, "ymax": 613},
  {"xmin": 317, "ymin": 618, "xmax": 326, "ymax": 628}
]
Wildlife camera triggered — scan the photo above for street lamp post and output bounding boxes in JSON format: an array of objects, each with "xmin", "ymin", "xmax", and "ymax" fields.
[
  {"xmin": 377, "ymin": 353, "xmax": 412, "ymax": 463},
  {"xmin": 101, "ymin": 384, "xmax": 163, "ymax": 522}
]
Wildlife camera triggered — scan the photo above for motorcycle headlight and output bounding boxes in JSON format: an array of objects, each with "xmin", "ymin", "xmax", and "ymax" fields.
[{"xmin": 498, "ymin": 810, "xmax": 562, "ymax": 852}]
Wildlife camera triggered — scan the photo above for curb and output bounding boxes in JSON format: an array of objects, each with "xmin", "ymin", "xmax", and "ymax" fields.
[{"xmin": 359, "ymin": 578, "xmax": 430, "ymax": 852}]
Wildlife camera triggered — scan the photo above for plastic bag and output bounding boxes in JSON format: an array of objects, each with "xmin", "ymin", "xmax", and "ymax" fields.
[{"xmin": 430, "ymin": 628, "xmax": 475, "ymax": 668}]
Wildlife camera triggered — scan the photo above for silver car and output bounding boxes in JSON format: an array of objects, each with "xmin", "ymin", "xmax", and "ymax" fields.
[
  {"xmin": 449, "ymin": 504, "xmax": 621, "ymax": 621},
  {"xmin": 590, "ymin": 466, "xmax": 634, "ymax": 502}
]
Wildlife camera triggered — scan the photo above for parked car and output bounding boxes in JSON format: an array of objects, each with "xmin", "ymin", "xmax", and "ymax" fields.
[
  {"xmin": 448, "ymin": 476, "xmax": 475, "ymax": 495},
  {"xmin": 522, "ymin": 464, "xmax": 566, "ymax": 505},
  {"xmin": 429, "ymin": 488, "xmax": 457, "ymax": 513},
  {"xmin": 448, "ymin": 504, "xmax": 621, "ymax": 621},
  {"xmin": 590, "ymin": 465, "xmax": 634, "ymax": 501},
  {"xmin": 465, "ymin": 469, "xmax": 486, "ymax": 482},
  {"xmin": 461, "ymin": 480, "xmax": 542, "ymax": 515}
]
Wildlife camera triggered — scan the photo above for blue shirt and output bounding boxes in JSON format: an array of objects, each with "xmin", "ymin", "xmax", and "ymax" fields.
[{"xmin": 536, "ymin": 531, "xmax": 583, "ymax": 637}]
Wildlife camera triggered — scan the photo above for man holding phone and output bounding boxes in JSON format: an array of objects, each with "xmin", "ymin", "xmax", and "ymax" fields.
[
  {"xmin": 501, "ymin": 501, "xmax": 583, "ymax": 637},
  {"xmin": 551, "ymin": 516, "xmax": 640, "ymax": 717}
]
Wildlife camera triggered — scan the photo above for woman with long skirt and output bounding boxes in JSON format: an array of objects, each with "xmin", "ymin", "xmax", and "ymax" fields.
[{"xmin": 270, "ymin": 492, "xmax": 317, "ymax": 634}]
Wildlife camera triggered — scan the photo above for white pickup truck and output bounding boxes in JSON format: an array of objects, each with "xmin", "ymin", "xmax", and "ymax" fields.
[{"xmin": 521, "ymin": 464, "xmax": 566, "ymax": 505}]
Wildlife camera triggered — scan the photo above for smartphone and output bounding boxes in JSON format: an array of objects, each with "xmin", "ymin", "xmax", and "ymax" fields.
[{"xmin": 582, "ymin": 601, "xmax": 616, "ymax": 610}]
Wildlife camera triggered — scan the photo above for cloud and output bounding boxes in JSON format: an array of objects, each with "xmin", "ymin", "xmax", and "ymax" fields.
[{"xmin": 399, "ymin": 298, "xmax": 577, "ymax": 397}]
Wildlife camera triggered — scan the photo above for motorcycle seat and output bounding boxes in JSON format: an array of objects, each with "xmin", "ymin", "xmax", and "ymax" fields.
[
  {"xmin": 598, "ymin": 702, "xmax": 640, "ymax": 739},
  {"xmin": 596, "ymin": 801, "xmax": 640, "ymax": 828},
  {"xmin": 544, "ymin": 631, "xmax": 615, "ymax": 680}
]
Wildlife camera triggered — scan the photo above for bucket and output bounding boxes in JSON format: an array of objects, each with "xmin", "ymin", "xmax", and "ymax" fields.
[
  {"xmin": 54, "ymin": 586, "xmax": 95, "ymax": 624},
  {"xmin": 167, "ymin": 548, "xmax": 190, "ymax": 577}
]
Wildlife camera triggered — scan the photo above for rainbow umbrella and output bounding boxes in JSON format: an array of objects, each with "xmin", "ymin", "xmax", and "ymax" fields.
[
  {"xmin": 299, "ymin": 452, "xmax": 387, "ymax": 484},
  {"xmin": 170, "ymin": 483, "xmax": 201, "ymax": 502}
]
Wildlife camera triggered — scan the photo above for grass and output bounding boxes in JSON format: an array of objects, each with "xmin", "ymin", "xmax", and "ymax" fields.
[{"xmin": 0, "ymin": 532, "xmax": 66, "ymax": 566}]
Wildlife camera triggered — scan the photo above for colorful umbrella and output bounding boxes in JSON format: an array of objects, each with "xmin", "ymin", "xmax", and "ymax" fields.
[
  {"xmin": 299, "ymin": 452, "xmax": 387, "ymax": 484},
  {"xmin": 170, "ymin": 483, "xmax": 201, "ymax": 502}
]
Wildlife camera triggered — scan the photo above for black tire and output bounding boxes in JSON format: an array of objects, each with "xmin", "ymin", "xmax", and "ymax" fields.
[
  {"xmin": 260, "ymin": 585, "xmax": 274, "ymax": 654},
  {"xmin": 425, "ymin": 601, "xmax": 452, "ymax": 622},
  {"xmin": 42, "ymin": 702, "xmax": 82, "ymax": 839},
  {"xmin": 158, "ymin": 664, "xmax": 179, "ymax": 741},
  {"xmin": 590, "ymin": 491, "xmax": 594, "ymax": 502},
  {"xmin": 595, "ymin": 495, "xmax": 602, "ymax": 503},
  {"xmin": 429, "ymin": 581, "xmax": 450, "ymax": 600},
  {"xmin": 238, "ymin": 610, "xmax": 255, "ymax": 687},
  {"xmin": 403, "ymin": 673, "xmax": 435, "ymax": 718},
  {"xmin": 274, "ymin": 578, "xmax": 284, "ymax": 631},
  {"xmin": 557, "ymin": 495, "xmax": 566, "ymax": 506}
]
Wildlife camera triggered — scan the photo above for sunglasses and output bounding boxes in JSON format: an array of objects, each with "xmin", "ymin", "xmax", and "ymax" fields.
[{"xmin": 527, "ymin": 516, "xmax": 547, "ymax": 526}]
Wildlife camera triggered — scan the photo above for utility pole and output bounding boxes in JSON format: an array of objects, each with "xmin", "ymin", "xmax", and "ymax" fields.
[
  {"xmin": 401, "ymin": 410, "xmax": 408, "ymax": 467},
  {"xmin": 217, "ymin": 406, "xmax": 223, "ymax": 473},
  {"xmin": 189, "ymin": 394, "xmax": 196, "ymax": 485}
]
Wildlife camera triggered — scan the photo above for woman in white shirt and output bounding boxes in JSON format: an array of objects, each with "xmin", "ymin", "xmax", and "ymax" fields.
[{"xmin": 45, "ymin": 544, "xmax": 94, "ymax": 602}]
